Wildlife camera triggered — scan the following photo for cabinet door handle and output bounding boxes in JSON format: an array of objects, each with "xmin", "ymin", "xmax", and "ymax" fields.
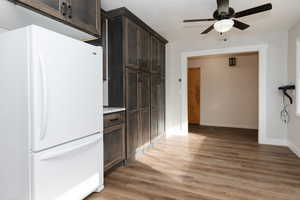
[
  {"xmin": 61, "ymin": 2, "xmax": 67, "ymax": 16},
  {"xmin": 110, "ymin": 118, "xmax": 120, "ymax": 122},
  {"xmin": 68, "ymin": 5, "xmax": 72, "ymax": 19}
]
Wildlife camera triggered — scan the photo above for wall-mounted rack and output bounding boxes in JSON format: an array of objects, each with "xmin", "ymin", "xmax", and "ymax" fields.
[{"xmin": 278, "ymin": 85, "xmax": 295, "ymax": 104}]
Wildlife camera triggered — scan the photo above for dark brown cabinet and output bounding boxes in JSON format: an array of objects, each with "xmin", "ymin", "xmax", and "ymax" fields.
[
  {"xmin": 151, "ymin": 108, "xmax": 159, "ymax": 141},
  {"xmin": 14, "ymin": 0, "xmax": 101, "ymax": 36},
  {"xmin": 138, "ymin": 28, "xmax": 150, "ymax": 72},
  {"xmin": 125, "ymin": 18, "xmax": 139, "ymax": 69},
  {"xmin": 138, "ymin": 72, "xmax": 151, "ymax": 148},
  {"xmin": 126, "ymin": 110, "xmax": 139, "ymax": 158},
  {"xmin": 151, "ymin": 36, "xmax": 160, "ymax": 73},
  {"xmin": 158, "ymin": 77, "xmax": 166, "ymax": 137},
  {"xmin": 151, "ymin": 74, "xmax": 162, "ymax": 142},
  {"xmin": 160, "ymin": 44, "xmax": 166, "ymax": 75},
  {"xmin": 68, "ymin": 0, "xmax": 101, "ymax": 35},
  {"xmin": 126, "ymin": 68, "xmax": 138, "ymax": 111},
  {"xmin": 139, "ymin": 108, "xmax": 150, "ymax": 147},
  {"xmin": 104, "ymin": 112, "xmax": 126, "ymax": 172},
  {"xmin": 108, "ymin": 7, "xmax": 167, "ymax": 160},
  {"xmin": 104, "ymin": 124, "xmax": 125, "ymax": 171},
  {"xmin": 139, "ymin": 72, "xmax": 150, "ymax": 109}
]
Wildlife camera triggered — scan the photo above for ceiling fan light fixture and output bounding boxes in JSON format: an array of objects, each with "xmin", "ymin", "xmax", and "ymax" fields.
[{"xmin": 214, "ymin": 19, "xmax": 234, "ymax": 33}]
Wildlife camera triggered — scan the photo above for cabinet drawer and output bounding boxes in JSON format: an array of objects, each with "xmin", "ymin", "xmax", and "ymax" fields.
[
  {"xmin": 104, "ymin": 124, "xmax": 125, "ymax": 171},
  {"xmin": 104, "ymin": 112, "xmax": 124, "ymax": 128}
]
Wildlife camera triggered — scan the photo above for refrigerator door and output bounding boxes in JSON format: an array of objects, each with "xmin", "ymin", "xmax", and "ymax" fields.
[
  {"xmin": 32, "ymin": 133, "xmax": 103, "ymax": 200},
  {"xmin": 30, "ymin": 26, "xmax": 103, "ymax": 152}
]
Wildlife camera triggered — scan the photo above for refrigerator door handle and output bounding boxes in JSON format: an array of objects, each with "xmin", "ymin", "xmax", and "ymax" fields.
[
  {"xmin": 39, "ymin": 136, "xmax": 100, "ymax": 161},
  {"xmin": 39, "ymin": 54, "xmax": 48, "ymax": 141}
]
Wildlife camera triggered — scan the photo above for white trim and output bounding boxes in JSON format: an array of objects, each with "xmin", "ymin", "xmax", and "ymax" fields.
[
  {"xmin": 288, "ymin": 141, "xmax": 300, "ymax": 157},
  {"xmin": 261, "ymin": 138, "xmax": 287, "ymax": 147},
  {"xmin": 296, "ymin": 39, "xmax": 300, "ymax": 117},
  {"xmin": 181, "ymin": 44, "xmax": 269, "ymax": 144}
]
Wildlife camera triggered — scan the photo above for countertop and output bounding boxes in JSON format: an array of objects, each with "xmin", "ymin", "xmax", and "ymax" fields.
[{"xmin": 103, "ymin": 107, "xmax": 126, "ymax": 115}]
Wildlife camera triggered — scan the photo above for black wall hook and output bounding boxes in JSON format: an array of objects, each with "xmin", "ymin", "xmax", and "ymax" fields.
[{"xmin": 278, "ymin": 85, "xmax": 295, "ymax": 104}]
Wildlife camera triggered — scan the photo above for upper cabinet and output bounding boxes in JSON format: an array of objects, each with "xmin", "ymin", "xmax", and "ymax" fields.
[
  {"xmin": 138, "ymin": 27, "xmax": 150, "ymax": 72},
  {"xmin": 124, "ymin": 18, "xmax": 139, "ymax": 69},
  {"xmin": 67, "ymin": 0, "xmax": 101, "ymax": 35},
  {"xmin": 14, "ymin": 0, "xmax": 101, "ymax": 37},
  {"xmin": 151, "ymin": 36, "xmax": 164, "ymax": 74}
]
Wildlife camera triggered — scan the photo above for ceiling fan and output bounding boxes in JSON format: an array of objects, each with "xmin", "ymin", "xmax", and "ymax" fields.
[{"xmin": 183, "ymin": 0, "xmax": 272, "ymax": 34}]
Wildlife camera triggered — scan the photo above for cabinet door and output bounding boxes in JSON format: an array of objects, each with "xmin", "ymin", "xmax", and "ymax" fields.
[
  {"xmin": 126, "ymin": 110, "xmax": 139, "ymax": 158},
  {"xmin": 140, "ymin": 108, "xmax": 151, "ymax": 147},
  {"xmin": 151, "ymin": 74, "xmax": 161, "ymax": 108},
  {"xmin": 160, "ymin": 43, "xmax": 166, "ymax": 75},
  {"xmin": 67, "ymin": 0, "xmax": 101, "ymax": 36},
  {"xmin": 104, "ymin": 124, "xmax": 125, "ymax": 171},
  {"xmin": 151, "ymin": 108, "xmax": 159, "ymax": 141},
  {"xmin": 151, "ymin": 74, "xmax": 161, "ymax": 142},
  {"xmin": 17, "ymin": 0, "xmax": 65, "ymax": 19},
  {"xmin": 158, "ymin": 77, "xmax": 165, "ymax": 137},
  {"xmin": 151, "ymin": 36, "xmax": 158, "ymax": 73},
  {"xmin": 125, "ymin": 18, "xmax": 139, "ymax": 69},
  {"xmin": 138, "ymin": 72, "xmax": 151, "ymax": 147},
  {"xmin": 138, "ymin": 28, "xmax": 150, "ymax": 71},
  {"xmin": 139, "ymin": 72, "xmax": 150, "ymax": 109},
  {"xmin": 126, "ymin": 68, "xmax": 138, "ymax": 111},
  {"xmin": 151, "ymin": 37, "xmax": 162, "ymax": 73}
]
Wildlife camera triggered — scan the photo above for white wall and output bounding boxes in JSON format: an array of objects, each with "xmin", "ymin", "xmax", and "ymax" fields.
[
  {"xmin": 188, "ymin": 53, "xmax": 259, "ymax": 129},
  {"xmin": 0, "ymin": 27, "xmax": 8, "ymax": 34},
  {"xmin": 287, "ymin": 22, "xmax": 300, "ymax": 157},
  {"xmin": 166, "ymin": 31, "xmax": 288, "ymax": 144}
]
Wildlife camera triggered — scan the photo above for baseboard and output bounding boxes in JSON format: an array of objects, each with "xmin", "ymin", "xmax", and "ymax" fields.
[
  {"xmin": 288, "ymin": 141, "xmax": 300, "ymax": 158},
  {"xmin": 260, "ymin": 138, "xmax": 288, "ymax": 146},
  {"xmin": 199, "ymin": 122, "xmax": 258, "ymax": 130}
]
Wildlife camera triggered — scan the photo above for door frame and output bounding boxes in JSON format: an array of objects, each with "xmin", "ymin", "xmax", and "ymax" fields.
[{"xmin": 180, "ymin": 44, "xmax": 268, "ymax": 144}]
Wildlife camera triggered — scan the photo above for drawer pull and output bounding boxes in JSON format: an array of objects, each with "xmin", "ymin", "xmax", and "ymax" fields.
[{"xmin": 110, "ymin": 118, "xmax": 120, "ymax": 122}]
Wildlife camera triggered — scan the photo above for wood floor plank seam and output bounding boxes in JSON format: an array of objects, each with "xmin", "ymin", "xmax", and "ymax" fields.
[{"xmin": 86, "ymin": 127, "xmax": 300, "ymax": 200}]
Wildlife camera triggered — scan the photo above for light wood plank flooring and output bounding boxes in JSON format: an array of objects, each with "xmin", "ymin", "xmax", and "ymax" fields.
[{"xmin": 86, "ymin": 126, "xmax": 300, "ymax": 200}]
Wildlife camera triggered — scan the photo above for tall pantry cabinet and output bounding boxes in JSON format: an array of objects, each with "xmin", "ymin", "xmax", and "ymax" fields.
[{"xmin": 107, "ymin": 8, "xmax": 167, "ymax": 160}]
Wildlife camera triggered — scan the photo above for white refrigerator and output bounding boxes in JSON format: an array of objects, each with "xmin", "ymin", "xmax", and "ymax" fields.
[{"xmin": 0, "ymin": 25, "xmax": 104, "ymax": 200}]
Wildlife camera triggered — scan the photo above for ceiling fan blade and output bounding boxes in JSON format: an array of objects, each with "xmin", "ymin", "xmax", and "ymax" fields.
[
  {"xmin": 217, "ymin": 0, "xmax": 229, "ymax": 14},
  {"xmin": 201, "ymin": 25, "xmax": 215, "ymax": 34},
  {"xmin": 183, "ymin": 19, "xmax": 216, "ymax": 23},
  {"xmin": 233, "ymin": 20, "xmax": 250, "ymax": 30},
  {"xmin": 234, "ymin": 3, "xmax": 272, "ymax": 18}
]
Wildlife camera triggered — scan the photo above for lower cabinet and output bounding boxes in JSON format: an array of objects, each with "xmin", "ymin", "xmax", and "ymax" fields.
[
  {"xmin": 126, "ymin": 110, "xmax": 139, "ymax": 158},
  {"xmin": 158, "ymin": 77, "xmax": 165, "ymax": 137},
  {"xmin": 139, "ymin": 108, "xmax": 151, "ymax": 148},
  {"xmin": 104, "ymin": 112, "xmax": 126, "ymax": 172},
  {"xmin": 150, "ymin": 108, "xmax": 159, "ymax": 141}
]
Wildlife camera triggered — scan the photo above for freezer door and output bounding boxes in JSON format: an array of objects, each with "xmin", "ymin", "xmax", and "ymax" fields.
[
  {"xmin": 30, "ymin": 26, "xmax": 103, "ymax": 152},
  {"xmin": 32, "ymin": 134, "xmax": 103, "ymax": 200}
]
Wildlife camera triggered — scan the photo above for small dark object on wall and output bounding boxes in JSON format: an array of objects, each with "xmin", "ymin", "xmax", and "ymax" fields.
[
  {"xmin": 278, "ymin": 85, "xmax": 295, "ymax": 104},
  {"xmin": 229, "ymin": 57, "xmax": 237, "ymax": 67}
]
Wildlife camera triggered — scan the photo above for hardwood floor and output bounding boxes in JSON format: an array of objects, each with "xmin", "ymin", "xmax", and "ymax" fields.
[{"xmin": 86, "ymin": 127, "xmax": 300, "ymax": 200}]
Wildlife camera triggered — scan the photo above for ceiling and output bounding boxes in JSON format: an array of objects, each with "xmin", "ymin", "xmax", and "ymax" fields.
[{"xmin": 102, "ymin": 0, "xmax": 300, "ymax": 42}]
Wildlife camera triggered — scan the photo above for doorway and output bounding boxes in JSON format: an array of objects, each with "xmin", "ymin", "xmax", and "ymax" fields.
[
  {"xmin": 188, "ymin": 68, "xmax": 201, "ymax": 125},
  {"xmin": 181, "ymin": 45, "xmax": 268, "ymax": 144},
  {"xmin": 187, "ymin": 52, "xmax": 259, "ymax": 140}
]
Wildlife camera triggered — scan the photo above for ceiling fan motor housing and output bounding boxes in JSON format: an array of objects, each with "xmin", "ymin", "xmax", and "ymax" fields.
[{"xmin": 214, "ymin": 7, "xmax": 235, "ymax": 20}]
